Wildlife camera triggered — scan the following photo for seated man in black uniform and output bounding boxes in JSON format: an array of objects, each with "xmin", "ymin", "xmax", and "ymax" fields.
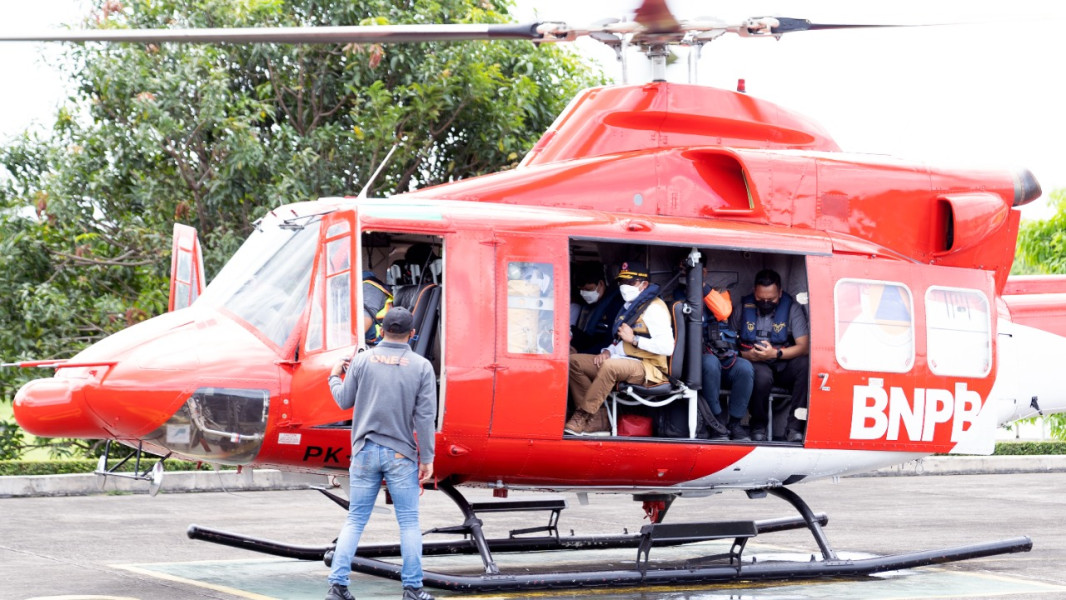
[
  {"xmin": 361, "ymin": 271, "xmax": 394, "ymax": 346},
  {"xmin": 569, "ymin": 263, "xmax": 624, "ymax": 354},
  {"xmin": 730, "ymin": 269, "xmax": 810, "ymax": 442}
]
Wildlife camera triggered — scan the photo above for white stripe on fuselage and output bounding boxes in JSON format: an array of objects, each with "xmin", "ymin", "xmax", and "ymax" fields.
[
  {"xmin": 501, "ymin": 448, "xmax": 929, "ymax": 496},
  {"xmin": 679, "ymin": 447, "xmax": 927, "ymax": 490}
]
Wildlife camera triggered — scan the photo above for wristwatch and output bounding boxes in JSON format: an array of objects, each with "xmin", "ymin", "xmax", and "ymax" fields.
[{"xmin": 776, "ymin": 349, "xmax": 783, "ymax": 360}]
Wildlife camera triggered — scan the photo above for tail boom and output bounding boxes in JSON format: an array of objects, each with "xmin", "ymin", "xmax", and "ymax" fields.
[{"xmin": 995, "ymin": 277, "xmax": 1066, "ymax": 423}]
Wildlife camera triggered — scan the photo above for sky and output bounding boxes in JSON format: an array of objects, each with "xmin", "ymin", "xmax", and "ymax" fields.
[{"xmin": 1, "ymin": 0, "xmax": 1064, "ymax": 218}]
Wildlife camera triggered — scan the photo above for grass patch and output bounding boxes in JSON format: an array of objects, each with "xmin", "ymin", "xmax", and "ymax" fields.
[{"xmin": 0, "ymin": 459, "xmax": 230, "ymax": 476}]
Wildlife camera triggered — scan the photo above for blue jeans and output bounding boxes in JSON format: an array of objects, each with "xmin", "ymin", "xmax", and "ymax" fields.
[
  {"xmin": 700, "ymin": 354, "xmax": 754, "ymax": 420},
  {"xmin": 329, "ymin": 440, "xmax": 423, "ymax": 588}
]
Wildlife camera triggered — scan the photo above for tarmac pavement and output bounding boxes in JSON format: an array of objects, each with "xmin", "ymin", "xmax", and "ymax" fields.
[{"xmin": 2, "ymin": 459, "xmax": 1066, "ymax": 600}]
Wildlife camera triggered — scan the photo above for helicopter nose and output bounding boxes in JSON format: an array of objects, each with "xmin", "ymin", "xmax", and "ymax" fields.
[{"xmin": 13, "ymin": 377, "xmax": 107, "ymax": 438}]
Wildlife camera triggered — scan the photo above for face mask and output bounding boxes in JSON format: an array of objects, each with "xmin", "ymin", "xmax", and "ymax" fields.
[
  {"xmin": 619, "ymin": 284, "xmax": 641, "ymax": 303},
  {"xmin": 580, "ymin": 289, "xmax": 602, "ymax": 304},
  {"xmin": 755, "ymin": 299, "xmax": 778, "ymax": 316}
]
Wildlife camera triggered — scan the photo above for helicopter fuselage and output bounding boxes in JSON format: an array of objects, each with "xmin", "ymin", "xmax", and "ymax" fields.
[{"xmin": 14, "ymin": 82, "xmax": 1066, "ymax": 494}]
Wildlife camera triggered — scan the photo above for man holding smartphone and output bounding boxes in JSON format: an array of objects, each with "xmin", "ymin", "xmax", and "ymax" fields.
[
  {"xmin": 325, "ymin": 306, "xmax": 437, "ymax": 600},
  {"xmin": 732, "ymin": 269, "xmax": 810, "ymax": 443}
]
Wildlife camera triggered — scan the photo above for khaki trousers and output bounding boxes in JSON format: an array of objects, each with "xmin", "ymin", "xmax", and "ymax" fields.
[{"xmin": 569, "ymin": 353, "xmax": 646, "ymax": 414}]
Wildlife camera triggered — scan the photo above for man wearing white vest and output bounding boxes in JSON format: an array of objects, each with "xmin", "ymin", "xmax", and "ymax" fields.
[{"xmin": 565, "ymin": 260, "xmax": 674, "ymax": 436}]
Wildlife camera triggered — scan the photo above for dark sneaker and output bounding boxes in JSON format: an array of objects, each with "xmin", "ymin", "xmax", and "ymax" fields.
[
  {"xmin": 402, "ymin": 587, "xmax": 436, "ymax": 600},
  {"xmin": 786, "ymin": 429, "xmax": 804, "ymax": 443},
  {"xmin": 729, "ymin": 421, "xmax": 751, "ymax": 442},
  {"xmin": 326, "ymin": 583, "xmax": 355, "ymax": 600},
  {"xmin": 750, "ymin": 428, "xmax": 767, "ymax": 442}
]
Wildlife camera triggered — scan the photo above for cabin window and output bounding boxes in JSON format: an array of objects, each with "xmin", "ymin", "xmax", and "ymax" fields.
[
  {"xmin": 306, "ymin": 276, "xmax": 324, "ymax": 352},
  {"xmin": 925, "ymin": 287, "xmax": 991, "ymax": 377},
  {"xmin": 834, "ymin": 279, "xmax": 914, "ymax": 372},
  {"xmin": 173, "ymin": 246, "xmax": 197, "ymax": 310},
  {"xmin": 325, "ymin": 236, "xmax": 353, "ymax": 348},
  {"xmin": 326, "ymin": 271, "xmax": 353, "ymax": 349},
  {"xmin": 305, "ymin": 216, "xmax": 358, "ymax": 353},
  {"xmin": 506, "ymin": 261, "xmax": 555, "ymax": 354}
]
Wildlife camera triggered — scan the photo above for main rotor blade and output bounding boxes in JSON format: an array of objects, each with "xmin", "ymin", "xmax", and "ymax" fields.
[
  {"xmin": 743, "ymin": 17, "xmax": 920, "ymax": 36},
  {"xmin": 633, "ymin": 0, "xmax": 682, "ymax": 34},
  {"xmin": 0, "ymin": 22, "xmax": 545, "ymax": 44}
]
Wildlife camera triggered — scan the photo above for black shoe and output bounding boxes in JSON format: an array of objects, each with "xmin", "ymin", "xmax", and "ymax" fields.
[
  {"xmin": 751, "ymin": 428, "xmax": 767, "ymax": 442},
  {"xmin": 326, "ymin": 583, "xmax": 355, "ymax": 600},
  {"xmin": 402, "ymin": 587, "xmax": 436, "ymax": 600},
  {"xmin": 786, "ymin": 429, "xmax": 804, "ymax": 443},
  {"xmin": 729, "ymin": 421, "xmax": 751, "ymax": 442}
]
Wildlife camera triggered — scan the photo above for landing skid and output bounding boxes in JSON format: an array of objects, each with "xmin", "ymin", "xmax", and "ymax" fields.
[{"xmin": 187, "ymin": 480, "xmax": 1032, "ymax": 592}]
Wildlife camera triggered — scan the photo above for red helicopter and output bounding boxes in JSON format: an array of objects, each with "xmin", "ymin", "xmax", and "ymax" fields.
[{"xmin": 5, "ymin": 0, "xmax": 1066, "ymax": 592}]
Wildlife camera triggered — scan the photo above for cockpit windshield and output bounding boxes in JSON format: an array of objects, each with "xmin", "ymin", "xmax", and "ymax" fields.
[{"xmin": 198, "ymin": 212, "xmax": 321, "ymax": 348}]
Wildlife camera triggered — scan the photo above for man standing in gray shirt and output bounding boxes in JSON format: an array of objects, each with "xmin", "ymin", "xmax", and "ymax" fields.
[{"xmin": 325, "ymin": 306, "xmax": 437, "ymax": 600}]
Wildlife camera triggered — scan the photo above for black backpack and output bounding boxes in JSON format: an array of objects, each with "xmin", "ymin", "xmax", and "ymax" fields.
[{"xmin": 654, "ymin": 398, "xmax": 713, "ymax": 439}]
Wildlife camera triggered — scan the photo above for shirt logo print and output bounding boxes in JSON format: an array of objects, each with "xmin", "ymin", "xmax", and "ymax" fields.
[{"xmin": 370, "ymin": 355, "xmax": 410, "ymax": 366}]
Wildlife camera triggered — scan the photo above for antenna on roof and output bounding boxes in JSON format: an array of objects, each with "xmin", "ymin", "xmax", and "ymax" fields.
[{"xmin": 357, "ymin": 143, "xmax": 400, "ymax": 200}]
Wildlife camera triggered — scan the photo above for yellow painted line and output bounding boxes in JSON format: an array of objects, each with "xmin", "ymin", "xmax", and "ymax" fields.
[
  {"xmin": 112, "ymin": 564, "xmax": 278, "ymax": 600},
  {"xmin": 25, "ymin": 597, "xmax": 140, "ymax": 600},
  {"xmin": 461, "ymin": 580, "xmax": 795, "ymax": 599},
  {"xmin": 119, "ymin": 557, "xmax": 287, "ymax": 567}
]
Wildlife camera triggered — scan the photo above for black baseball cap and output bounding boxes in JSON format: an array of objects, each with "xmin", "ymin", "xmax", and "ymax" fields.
[
  {"xmin": 616, "ymin": 261, "xmax": 649, "ymax": 283},
  {"xmin": 383, "ymin": 307, "xmax": 414, "ymax": 333}
]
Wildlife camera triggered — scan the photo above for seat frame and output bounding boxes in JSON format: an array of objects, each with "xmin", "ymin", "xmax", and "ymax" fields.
[
  {"xmin": 605, "ymin": 301, "xmax": 698, "ymax": 438},
  {"xmin": 720, "ymin": 387, "xmax": 793, "ymax": 441},
  {"xmin": 391, "ymin": 282, "xmax": 440, "ymax": 359}
]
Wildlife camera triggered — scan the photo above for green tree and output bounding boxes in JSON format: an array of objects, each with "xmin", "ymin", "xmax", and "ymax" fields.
[
  {"xmin": 1014, "ymin": 189, "xmax": 1066, "ymax": 275},
  {"xmin": 0, "ymin": 417, "xmax": 25, "ymax": 460},
  {"xmin": 0, "ymin": 0, "xmax": 605, "ymax": 457},
  {"xmin": 1012, "ymin": 188, "xmax": 1066, "ymax": 439}
]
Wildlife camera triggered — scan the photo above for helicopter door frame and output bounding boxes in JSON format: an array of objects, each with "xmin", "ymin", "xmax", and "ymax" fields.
[
  {"xmin": 310, "ymin": 210, "xmax": 359, "ymax": 353},
  {"xmin": 805, "ymin": 254, "xmax": 997, "ymax": 455},
  {"xmin": 168, "ymin": 223, "xmax": 205, "ymax": 311},
  {"xmin": 287, "ymin": 210, "xmax": 361, "ymax": 429},
  {"xmin": 490, "ymin": 231, "xmax": 569, "ymax": 439}
]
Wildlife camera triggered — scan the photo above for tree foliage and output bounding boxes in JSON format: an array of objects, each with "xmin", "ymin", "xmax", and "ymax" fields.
[
  {"xmin": 1014, "ymin": 189, "xmax": 1066, "ymax": 275},
  {"xmin": 0, "ymin": 0, "xmax": 605, "ymax": 455},
  {"xmin": 1012, "ymin": 188, "xmax": 1066, "ymax": 439},
  {"xmin": 0, "ymin": 417, "xmax": 25, "ymax": 460}
]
